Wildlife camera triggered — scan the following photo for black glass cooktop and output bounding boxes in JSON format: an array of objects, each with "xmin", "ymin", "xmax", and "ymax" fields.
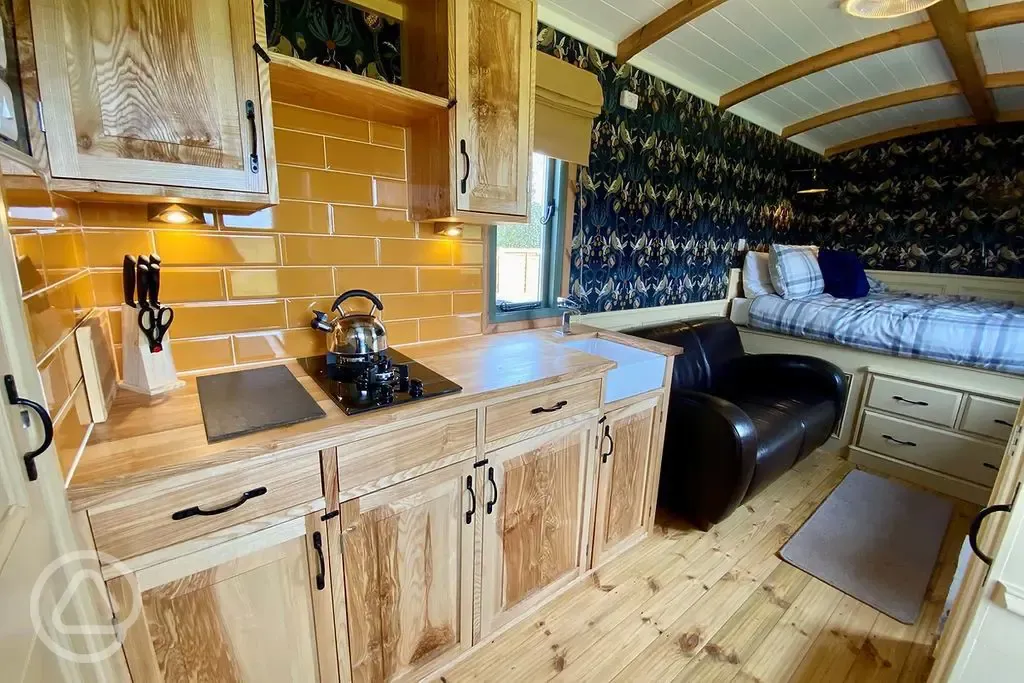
[{"xmin": 298, "ymin": 349, "xmax": 462, "ymax": 416}]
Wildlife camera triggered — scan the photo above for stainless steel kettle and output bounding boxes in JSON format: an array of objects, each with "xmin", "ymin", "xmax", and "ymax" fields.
[{"xmin": 310, "ymin": 289, "xmax": 387, "ymax": 358}]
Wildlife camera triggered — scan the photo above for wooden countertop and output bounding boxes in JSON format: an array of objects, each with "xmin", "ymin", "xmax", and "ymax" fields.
[{"xmin": 69, "ymin": 330, "xmax": 628, "ymax": 510}]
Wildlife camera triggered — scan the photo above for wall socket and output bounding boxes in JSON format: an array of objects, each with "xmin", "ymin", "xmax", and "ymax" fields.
[
  {"xmin": 737, "ymin": 238, "xmax": 747, "ymax": 252},
  {"xmin": 619, "ymin": 90, "xmax": 639, "ymax": 110}
]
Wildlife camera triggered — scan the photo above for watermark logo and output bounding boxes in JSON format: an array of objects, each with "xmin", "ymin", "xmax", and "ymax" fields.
[{"xmin": 30, "ymin": 550, "xmax": 142, "ymax": 664}]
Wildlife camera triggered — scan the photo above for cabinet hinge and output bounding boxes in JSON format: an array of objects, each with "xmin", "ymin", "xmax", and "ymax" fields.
[{"xmin": 36, "ymin": 100, "xmax": 45, "ymax": 133}]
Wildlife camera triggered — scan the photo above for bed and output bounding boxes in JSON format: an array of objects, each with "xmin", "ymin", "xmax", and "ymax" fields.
[{"xmin": 746, "ymin": 292, "xmax": 1024, "ymax": 376}]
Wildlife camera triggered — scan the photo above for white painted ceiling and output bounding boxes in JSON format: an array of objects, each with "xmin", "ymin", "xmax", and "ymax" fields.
[{"xmin": 538, "ymin": 0, "xmax": 1024, "ymax": 155}]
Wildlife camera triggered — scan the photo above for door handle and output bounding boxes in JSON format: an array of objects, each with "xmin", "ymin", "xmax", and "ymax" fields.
[
  {"xmin": 486, "ymin": 466, "xmax": 498, "ymax": 514},
  {"xmin": 465, "ymin": 474, "xmax": 476, "ymax": 524},
  {"xmin": 5, "ymin": 374, "xmax": 53, "ymax": 482},
  {"xmin": 459, "ymin": 139, "xmax": 470, "ymax": 194},
  {"xmin": 968, "ymin": 503, "xmax": 1012, "ymax": 565},
  {"xmin": 246, "ymin": 100, "xmax": 259, "ymax": 174},
  {"xmin": 312, "ymin": 531, "xmax": 325, "ymax": 590},
  {"xmin": 601, "ymin": 424, "xmax": 614, "ymax": 464}
]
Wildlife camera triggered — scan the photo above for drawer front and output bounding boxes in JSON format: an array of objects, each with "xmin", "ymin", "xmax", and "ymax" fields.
[
  {"xmin": 858, "ymin": 410, "xmax": 1001, "ymax": 486},
  {"xmin": 90, "ymin": 451, "xmax": 323, "ymax": 561},
  {"xmin": 336, "ymin": 410, "xmax": 478, "ymax": 500},
  {"xmin": 485, "ymin": 379, "xmax": 602, "ymax": 446},
  {"xmin": 866, "ymin": 375, "xmax": 963, "ymax": 427},
  {"xmin": 960, "ymin": 395, "xmax": 1018, "ymax": 442}
]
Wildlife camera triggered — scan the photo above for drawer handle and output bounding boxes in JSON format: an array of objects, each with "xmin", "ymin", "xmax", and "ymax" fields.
[
  {"xmin": 892, "ymin": 395, "xmax": 929, "ymax": 407},
  {"xmin": 983, "ymin": 462, "xmax": 1000, "ymax": 471},
  {"xmin": 465, "ymin": 475, "xmax": 476, "ymax": 525},
  {"xmin": 171, "ymin": 486, "xmax": 268, "ymax": 520},
  {"xmin": 969, "ymin": 503, "xmax": 1013, "ymax": 565},
  {"xmin": 486, "ymin": 466, "xmax": 498, "ymax": 514},
  {"xmin": 882, "ymin": 434, "xmax": 917, "ymax": 447},
  {"xmin": 531, "ymin": 400, "xmax": 568, "ymax": 415},
  {"xmin": 312, "ymin": 531, "xmax": 325, "ymax": 591},
  {"xmin": 994, "ymin": 418, "xmax": 1014, "ymax": 427}
]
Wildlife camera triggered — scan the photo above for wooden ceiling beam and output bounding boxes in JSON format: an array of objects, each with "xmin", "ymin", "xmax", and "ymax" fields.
[
  {"xmin": 966, "ymin": 0, "xmax": 1024, "ymax": 31},
  {"xmin": 986, "ymin": 70, "xmax": 1024, "ymax": 89},
  {"xmin": 781, "ymin": 81, "xmax": 962, "ymax": 138},
  {"xmin": 718, "ymin": 22, "xmax": 937, "ymax": 110},
  {"xmin": 927, "ymin": 0, "xmax": 995, "ymax": 123},
  {"xmin": 617, "ymin": 0, "xmax": 728, "ymax": 63},
  {"xmin": 824, "ymin": 116, "xmax": 978, "ymax": 157}
]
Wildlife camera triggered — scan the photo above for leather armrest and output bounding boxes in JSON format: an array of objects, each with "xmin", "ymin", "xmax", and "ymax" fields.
[
  {"xmin": 723, "ymin": 354, "xmax": 847, "ymax": 414},
  {"xmin": 661, "ymin": 390, "xmax": 759, "ymax": 527}
]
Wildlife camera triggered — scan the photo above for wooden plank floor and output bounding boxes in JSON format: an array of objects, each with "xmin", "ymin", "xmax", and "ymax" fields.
[{"xmin": 436, "ymin": 450, "xmax": 977, "ymax": 683}]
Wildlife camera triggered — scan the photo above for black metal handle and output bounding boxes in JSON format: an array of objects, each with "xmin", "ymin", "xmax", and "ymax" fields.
[
  {"xmin": 312, "ymin": 531, "xmax": 325, "ymax": 590},
  {"xmin": 460, "ymin": 139, "xmax": 469, "ymax": 193},
  {"xmin": 983, "ymin": 462, "xmax": 1000, "ymax": 471},
  {"xmin": 882, "ymin": 434, "xmax": 917, "ymax": 447},
  {"xmin": 246, "ymin": 100, "xmax": 259, "ymax": 174},
  {"xmin": 252, "ymin": 42, "xmax": 271, "ymax": 63},
  {"xmin": 171, "ymin": 486, "xmax": 267, "ymax": 520},
  {"xmin": 968, "ymin": 503, "xmax": 1012, "ymax": 565},
  {"xmin": 5, "ymin": 374, "xmax": 53, "ymax": 482},
  {"xmin": 994, "ymin": 418, "xmax": 1014, "ymax": 427},
  {"xmin": 601, "ymin": 424, "xmax": 615, "ymax": 464},
  {"xmin": 892, "ymin": 395, "xmax": 929, "ymax": 406},
  {"xmin": 486, "ymin": 467, "xmax": 497, "ymax": 515},
  {"xmin": 331, "ymin": 289, "xmax": 384, "ymax": 314},
  {"xmin": 465, "ymin": 475, "xmax": 476, "ymax": 524},
  {"xmin": 531, "ymin": 400, "xmax": 568, "ymax": 415}
]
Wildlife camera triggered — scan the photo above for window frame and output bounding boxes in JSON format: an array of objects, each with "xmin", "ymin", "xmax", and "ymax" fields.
[{"xmin": 487, "ymin": 157, "xmax": 568, "ymax": 323}]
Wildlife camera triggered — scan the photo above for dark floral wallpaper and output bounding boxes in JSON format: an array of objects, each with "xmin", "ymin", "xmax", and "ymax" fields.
[
  {"xmin": 265, "ymin": 0, "xmax": 401, "ymax": 84},
  {"xmin": 537, "ymin": 25, "xmax": 816, "ymax": 313},
  {"xmin": 792, "ymin": 126, "xmax": 1024, "ymax": 278}
]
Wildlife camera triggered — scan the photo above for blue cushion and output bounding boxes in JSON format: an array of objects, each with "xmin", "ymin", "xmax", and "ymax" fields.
[{"xmin": 818, "ymin": 250, "xmax": 869, "ymax": 299}]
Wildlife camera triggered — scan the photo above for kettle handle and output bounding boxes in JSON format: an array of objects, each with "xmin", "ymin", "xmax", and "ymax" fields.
[{"xmin": 331, "ymin": 289, "xmax": 384, "ymax": 315}]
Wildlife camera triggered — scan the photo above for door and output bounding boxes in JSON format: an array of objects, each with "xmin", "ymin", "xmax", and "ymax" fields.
[
  {"xmin": 453, "ymin": 0, "xmax": 534, "ymax": 216},
  {"xmin": 0, "ymin": 163, "xmax": 116, "ymax": 681},
  {"xmin": 478, "ymin": 420, "xmax": 596, "ymax": 638},
  {"xmin": 591, "ymin": 398, "xmax": 659, "ymax": 568},
  {"xmin": 340, "ymin": 460, "xmax": 475, "ymax": 683},
  {"xmin": 930, "ymin": 398, "xmax": 1024, "ymax": 682},
  {"xmin": 33, "ymin": 0, "xmax": 270, "ymax": 194},
  {"xmin": 107, "ymin": 512, "xmax": 337, "ymax": 683}
]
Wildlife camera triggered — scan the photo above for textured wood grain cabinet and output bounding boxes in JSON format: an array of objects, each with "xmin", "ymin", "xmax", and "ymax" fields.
[
  {"xmin": 407, "ymin": 0, "xmax": 536, "ymax": 223},
  {"xmin": 107, "ymin": 512, "xmax": 338, "ymax": 683},
  {"xmin": 478, "ymin": 420, "xmax": 597, "ymax": 637},
  {"xmin": 339, "ymin": 461, "xmax": 475, "ymax": 683},
  {"xmin": 29, "ymin": 0, "xmax": 277, "ymax": 205},
  {"xmin": 591, "ymin": 397, "xmax": 661, "ymax": 567}
]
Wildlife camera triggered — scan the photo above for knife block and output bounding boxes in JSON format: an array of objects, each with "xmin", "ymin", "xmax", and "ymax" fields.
[{"xmin": 119, "ymin": 304, "xmax": 185, "ymax": 396}]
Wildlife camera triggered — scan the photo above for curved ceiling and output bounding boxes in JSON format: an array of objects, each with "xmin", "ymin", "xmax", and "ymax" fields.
[{"xmin": 538, "ymin": 0, "xmax": 1024, "ymax": 155}]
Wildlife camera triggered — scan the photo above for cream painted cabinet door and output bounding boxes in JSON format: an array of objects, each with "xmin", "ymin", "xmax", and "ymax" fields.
[
  {"xmin": 340, "ymin": 460, "xmax": 475, "ymax": 683},
  {"xmin": 453, "ymin": 0, "xmax": 534, "ymax": 217},
  {"xmin": 591, "ymin": 397, "xmax": 659, "ymax": 568},
  {"xmin": 478, "ymin": 420, "xmax": 596, "ymax": 638},
  {"xmin": 107, "ymin": 513, "xmax": 338, "ymax": 683},
  {"xmin": 32, "ymin": 0, "xmax": 271, "ymax": 194}
]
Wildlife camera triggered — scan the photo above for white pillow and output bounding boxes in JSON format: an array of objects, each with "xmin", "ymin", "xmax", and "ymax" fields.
[{"xmin": 742, "ymin": 251, "xmax": 775, "ymax": 297}]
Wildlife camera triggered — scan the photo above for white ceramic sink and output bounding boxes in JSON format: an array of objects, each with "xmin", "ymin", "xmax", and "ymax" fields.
[{"xmin": 562, "ymin": 337, "xmax": 666, "ymax": 403}]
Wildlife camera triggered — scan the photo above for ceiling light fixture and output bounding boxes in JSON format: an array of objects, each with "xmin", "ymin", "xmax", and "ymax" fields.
[
  {"xmin": 148, "ymin": 202, "xmax": 206, "ymax": 225},
  {"xmin": 433, "ymin": 225, "xmax": 463, "ymax": 238},
  {"xmin": 841, "ymin": 0, "xmax": 942, "ymax": 19}
]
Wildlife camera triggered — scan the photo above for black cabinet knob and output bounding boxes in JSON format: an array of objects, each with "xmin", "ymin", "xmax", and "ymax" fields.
[{"xmin": 409, "ymin": 378, "xmax": 424, "ymax": 397}]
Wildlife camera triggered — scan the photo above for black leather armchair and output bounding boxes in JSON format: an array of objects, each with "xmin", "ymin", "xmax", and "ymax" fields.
[{"xmin": 626, "ymin": 318, "xmax": 847, "ymax": 529}]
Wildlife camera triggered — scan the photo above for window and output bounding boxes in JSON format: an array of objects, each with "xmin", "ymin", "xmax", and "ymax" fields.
[{"xmin": 489, "ymin": 153, "xmax": 568, "ymax": 322}]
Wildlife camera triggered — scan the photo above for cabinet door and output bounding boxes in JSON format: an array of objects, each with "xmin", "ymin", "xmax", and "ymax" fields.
[
  {"xmin": 591, "ymin": 398, "xmax": 659, "ymax": 568},
  {"xmin": 33, "ymin": 0, "xmax": 269, "ymax": 194},
  {"xmin": 107, "ymin": 512, "xmax": 338, "ymax": 683},
  {"xmin": 479, "ymin": 420, "xmax": 596, "ymax": 637},
  {"xmin": 453, "ymin": 0, "xmax": 534, "ymax": 216},
  {"xmin": 340, "ymin": 460, "xmax": 475, "ymax": 683}
]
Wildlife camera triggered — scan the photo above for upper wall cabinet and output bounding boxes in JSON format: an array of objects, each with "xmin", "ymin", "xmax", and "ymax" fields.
[
  {"xmin": 27, "ymin": 0, "xmax": 277, "ymax": 207},
  {"xmin": 408, "ymin": 0, "xmax": 535, "ymax": 223}
]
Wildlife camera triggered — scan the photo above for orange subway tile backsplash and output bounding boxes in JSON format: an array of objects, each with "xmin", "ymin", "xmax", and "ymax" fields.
[{"xmin": 66, "ymin": 98, "xmax": 488, "ymax": 375}]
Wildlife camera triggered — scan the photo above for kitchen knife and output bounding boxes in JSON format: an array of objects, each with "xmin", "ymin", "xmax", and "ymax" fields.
[
  {"xmin": 149, "ymin": 262, "xmax": 161, "ymax": 307},
  {"xmin": 136, "ymin": 262, "xmax": 150, "ymax": 310},
  {"xmin": 122, "ymin": 255, "xmax": 136, "ymax": 308}
]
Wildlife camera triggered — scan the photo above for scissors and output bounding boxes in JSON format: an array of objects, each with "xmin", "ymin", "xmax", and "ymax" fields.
[{"xmin": 135, "ymin": 257, "xmax": 174, "ymax": 353}]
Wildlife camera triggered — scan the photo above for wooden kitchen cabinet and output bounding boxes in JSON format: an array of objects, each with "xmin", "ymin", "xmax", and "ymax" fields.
[
  {"xmin": 408, "ymin": 0, "xmax": 535, "ymax": 222},
  {"xmin": 28, "ymin": 0, "xmax": 277, "ymax": 206},
  {"xmin": 477, "ymin": 419, "xmax": 597, "ymax": 637},
  {"xmin": 107, "ymin": 512, "xmax": 338, "ymax": 683},
  {"xmin": 591, "ymin": 396, "xmax": 661, "ymax": 568},
  {"xmin": 339, "ymin": 460, "xmax": 475, "ymax": 683}
]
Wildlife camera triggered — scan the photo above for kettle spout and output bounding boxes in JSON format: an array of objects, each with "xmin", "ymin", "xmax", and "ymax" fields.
[{"xmin": 310, "ymin": 310, "xmax": 332, "ymax": 333}]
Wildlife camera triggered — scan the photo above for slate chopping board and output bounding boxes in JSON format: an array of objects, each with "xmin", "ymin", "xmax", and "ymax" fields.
[{"xmin": 196, "ymin": 365, "xmax": 326, "ymax": 443}]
